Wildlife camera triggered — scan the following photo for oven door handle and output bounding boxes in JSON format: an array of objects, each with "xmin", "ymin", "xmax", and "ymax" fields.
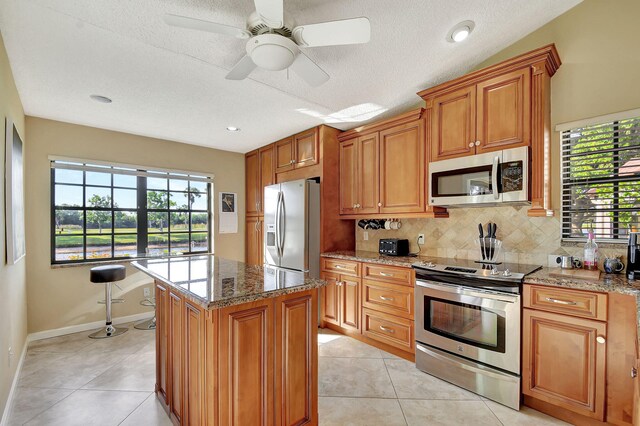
[
  {"xmin": 417, "ymin": 344, "xmax": 518, "ymax": 382},
  {"xmin": 415, "ymin": 280, "xmax": 518, "ymax": 304}
]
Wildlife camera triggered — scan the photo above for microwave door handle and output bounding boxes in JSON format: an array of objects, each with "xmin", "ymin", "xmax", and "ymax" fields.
[{"xmin": 492, "ymin": 155, "xmax": 500, "ymax": 200}]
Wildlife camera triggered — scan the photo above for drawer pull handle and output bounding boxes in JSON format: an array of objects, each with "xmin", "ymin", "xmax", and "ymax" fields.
[
  {"xmin": 346, "ymin": 281, "xmax": 357, "ymax": 287},
  {"xmin": 379, "ymin": 272, "xmax": 393, "ymax": 277},
  {"xmin": 336, "ymin": 281, "xmax": 343, "ymax": 287},
  {"xmin": 379, "ymin": 325, "xmax": 395, "ymax": 334},
  {"xmin": 379, "ymin": 295, "xmax": 395, "ymax": 301},
  {"xmin": 334, "ymin": 265, "xmax": 349, "ymax": 270},
  {"xmin": 545, "ymin": 297, "xmax": 577, "ymax": 306}
]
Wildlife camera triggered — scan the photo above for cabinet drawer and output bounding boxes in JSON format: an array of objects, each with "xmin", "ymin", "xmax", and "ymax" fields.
[
  {"xmin": 362, "ymin": 264, "xmax": 413, "ymax": 286},
  {"xmin": 362, "ymin": 308, "xmax": 414, "ymax": 353},
  {"xmin": 321, "ymin": 258, "xmax": 360, "ymax": 276},
  {"xmin": 362, "ymin": 280, "xmax": 414, "ymax": 319},
  {"xmin": 524, "ymin": 284, "xmax": 607, "ymax": 321}
]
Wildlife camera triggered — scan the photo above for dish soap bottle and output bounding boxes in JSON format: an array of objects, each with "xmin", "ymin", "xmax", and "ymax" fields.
[{"xmin": 583, "ymin": 230, "xmax": 598, "ymax": 270}]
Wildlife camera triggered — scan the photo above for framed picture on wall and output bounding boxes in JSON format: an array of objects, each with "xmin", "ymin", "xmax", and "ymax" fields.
[{"xmin": 5, "ymin": 118, "xmax": 26, "ymax": 264}]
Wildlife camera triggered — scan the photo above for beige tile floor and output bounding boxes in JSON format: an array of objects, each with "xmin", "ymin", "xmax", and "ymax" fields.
[{"xmin": 6, "ymin": 325, "xmax": 567, "ymax": 425}]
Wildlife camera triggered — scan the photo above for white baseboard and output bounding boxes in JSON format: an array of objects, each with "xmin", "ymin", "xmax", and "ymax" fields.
[
  {"xmin": 0, "ymin": 339, "xmax": 28, "ymax": 426},
  {"xmin": 27, "ymin": 311, "xmax": 155, "ymax": 343}
]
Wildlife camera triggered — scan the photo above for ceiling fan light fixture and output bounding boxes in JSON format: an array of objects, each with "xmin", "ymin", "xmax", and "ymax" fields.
[
  {"xmin": 447, "ymin": 20, "xmax": 475, "ymax": 43},
  {"xmin": 90, "ymin": 94, "xmax": 112, "ymax": 103},
  {"xmin": 226, "ymin": 126, "xmax": 240, "ymax": 132},
  {"xmin": 247, "ymin": 34, "xmax": 298, "ymax": 71}
]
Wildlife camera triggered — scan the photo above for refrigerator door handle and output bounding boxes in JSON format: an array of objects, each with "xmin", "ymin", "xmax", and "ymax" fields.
[
  {"xmin": 275, "ymin": 191, "xmax": 282, "ymax": 259},
  {"xmin": 278, "ymin": 192, "xmax": 286, "ymax": 258}
]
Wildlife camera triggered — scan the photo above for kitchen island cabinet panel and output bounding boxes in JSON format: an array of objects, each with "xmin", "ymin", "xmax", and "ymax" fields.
[
  {"xmin": 169, "ymin": 290, "xmax": 183, "ymax": 422},
  {"xmin": 155, "ymin": 283, "xmax": 169, "ymax": 406}
]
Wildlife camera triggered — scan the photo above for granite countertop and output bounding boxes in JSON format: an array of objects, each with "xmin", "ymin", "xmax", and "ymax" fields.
[
  {"xmin": 132, "ymin": 255, "xmax": 326, "ymax": 310},
  {"xmin": 321, "ymin": 250, "xmax": 437, "ymax": 268}
]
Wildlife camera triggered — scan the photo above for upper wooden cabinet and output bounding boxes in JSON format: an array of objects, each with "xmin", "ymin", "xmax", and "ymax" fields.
[
  {"xmin": 246, "ymin": 144, "xmax": 275, "ymax": 216},
  {"xmin": 245, "ymin": 149, "xmax": 260, "ymax": 216},
  {"xmin": 430, "ymin": 68, "xmax": 530, "ymax": 161},
  {"xmin": 420, "ymin": 44, "xmax": 561, "ymax": 216},
  {"xmin": 338, "ymin": 109, "xmax": 432, "ymax": 217},
  {"xmin": 275, "ymin": 128, "xmax": 319, "ymax": 173}
]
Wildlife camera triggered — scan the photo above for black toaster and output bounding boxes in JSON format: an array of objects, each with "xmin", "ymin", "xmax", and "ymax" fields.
[{"xmin": 379, "ymin": 239, "xmax": 410, "ymax": 256}]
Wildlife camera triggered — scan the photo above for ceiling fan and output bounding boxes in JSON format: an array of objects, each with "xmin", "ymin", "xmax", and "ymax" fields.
[{"xmin": 164, "ymin": 0, "xmax": 371, "ymax": 86}]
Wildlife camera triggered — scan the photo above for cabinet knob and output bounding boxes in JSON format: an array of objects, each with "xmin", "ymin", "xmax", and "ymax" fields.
[
  {"xmin": 469, "ymin": 142, "xmax": 474, "ymax": 148},
  {"xmin": 596, "ymin": 336, "xmax": 606, "ymax": 344},
  {"xmin": 632, "ymin": 367, "xmax": 638, "ymax": 378},
  {"xmin": 475, "ymin": 140, "xmax": 481, "ymax": 146},
  {"xmin": 356, "ymin": 204, "xmax": 361, "ymax": 208},
  {"xmin": 378, "ymin": 202, "xmax": 382, "ymax": 207},
  {"xmin": 353, "ymin": 204, "xmax": 357, "ymax": 209},
  {"xmin": 290, "ymin": 160, "xmax": 295, "ymax": 164}
]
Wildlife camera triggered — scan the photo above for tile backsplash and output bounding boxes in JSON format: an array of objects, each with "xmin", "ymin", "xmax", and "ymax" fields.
[{"xmin": 355, "ymin": 206, "xmax": 627, "ymax": 268}]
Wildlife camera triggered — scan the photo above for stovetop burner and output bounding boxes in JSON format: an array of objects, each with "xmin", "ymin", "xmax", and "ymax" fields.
[{"xmin": 412, "ymin": 258, "xmax": 542, "ymax": 294}]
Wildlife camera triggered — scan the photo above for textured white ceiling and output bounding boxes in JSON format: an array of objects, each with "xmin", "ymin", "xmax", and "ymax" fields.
[{"xmin": 0, "ymin": 0, "xmax": 581, "ymax": 153}]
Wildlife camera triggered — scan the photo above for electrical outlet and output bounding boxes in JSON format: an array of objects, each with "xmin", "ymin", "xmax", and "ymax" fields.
[
  {"xmin": 418, "ymin": 234, "xmax": 425, "ymax": 245},
  {"xmin": 143, "ymin": 287, "xmax": 151, "ymax": 298},
  {"xmin": 8, "ymin": 346, "xmax": 14, "ymax": 368},
  {"xmin": 363, "ymin": 231, "xmax": 369, "ymax": 241}
]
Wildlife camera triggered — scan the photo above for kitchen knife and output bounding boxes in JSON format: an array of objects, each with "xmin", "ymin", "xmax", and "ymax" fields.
[
  {"xmin": 485, "ymin": 223, "xmax": 492, "ymax": 261},
  {"xmin": 478, "ymin": 224, "xmax": 485, "ymax": 260},
  {"xmin": 489, "ymin": 223, "xmax": 497, "ymax": 260}
]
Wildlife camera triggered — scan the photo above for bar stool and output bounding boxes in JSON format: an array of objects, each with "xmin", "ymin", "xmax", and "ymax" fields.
[
  {"xmin": 89, "ymin": 265, "xmax": 128, "ymax": 339},
  {"xmin": 134, "ymin": 297, "xmax": 156, "ymax": 330}
]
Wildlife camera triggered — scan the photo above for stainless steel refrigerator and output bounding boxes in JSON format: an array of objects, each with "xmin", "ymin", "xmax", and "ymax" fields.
[{"xmin": 263, "ymin": 179, "xmax": 320, "ymax": 278}]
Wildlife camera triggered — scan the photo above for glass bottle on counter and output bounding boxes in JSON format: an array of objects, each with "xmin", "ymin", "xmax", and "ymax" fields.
[{"xmin": 583, "ymin": 230, "xmax": 598, "ymax": 270}]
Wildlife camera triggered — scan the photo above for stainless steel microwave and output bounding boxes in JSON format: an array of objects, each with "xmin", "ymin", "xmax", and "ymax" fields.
[{"xmin": 428, "ymin": 146, "xmax": 529, "ymax": 207}]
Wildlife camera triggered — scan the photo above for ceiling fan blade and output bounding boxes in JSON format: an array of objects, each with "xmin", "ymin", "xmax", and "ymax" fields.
[
  {"xmin": 292, "ymin": 17, "xmax": 370, "ymax": 47},
  {"xmin": 225, "ymin": 55, "xmax": 258, "ymax": 80},
  {"xmin": 164, "ymin": 14, "xmax": 251, "ymax": 39},
  {"xmin": 254, "ymin": 0, "xmax": 284, "ymax": 29},
  {"xmin": 290, "ymin": 52, "xmax": 329, "ymax": 87}
]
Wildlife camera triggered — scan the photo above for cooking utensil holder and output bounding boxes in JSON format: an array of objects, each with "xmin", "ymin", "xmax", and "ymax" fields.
[{"xmin": 475, "ymin": 238, "xmax": 503, "ymax": 264}]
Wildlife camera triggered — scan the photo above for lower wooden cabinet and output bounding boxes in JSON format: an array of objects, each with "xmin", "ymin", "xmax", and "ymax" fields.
[
  {"xmin": 245, "ymin": 217, "xmax": 263, "ymax": 266},
  {"xmin": 523, "ymin": 308, "xmax": 606, "ymax": 421},
  {"xmin": 320, "ymin": 260, "xmax": 415, "ymax": 359},
  {"xmin": 155, "ymin": 283, "xmax": 318, "ymax": 425}
]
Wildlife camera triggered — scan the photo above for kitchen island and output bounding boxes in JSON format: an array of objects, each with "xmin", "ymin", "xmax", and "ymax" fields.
[{"xmin": 132, "ymin": 255, "xmax": 326, "ymax": 426}]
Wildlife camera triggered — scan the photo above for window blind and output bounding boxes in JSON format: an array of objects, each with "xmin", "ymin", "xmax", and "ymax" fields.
[{"xmin": 561, "ymin": 115, "xmax": 640, "ymax": 242}]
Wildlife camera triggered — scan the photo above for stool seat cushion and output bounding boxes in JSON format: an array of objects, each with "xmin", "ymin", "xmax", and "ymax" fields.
[{"xmin": 90, "ymin": 265, "xmax": 126, "ymax": 283}]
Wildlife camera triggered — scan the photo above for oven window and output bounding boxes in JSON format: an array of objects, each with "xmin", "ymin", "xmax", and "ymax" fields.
[
  {"xmin": 425, "ymin": 297, "xmax": 505, "ymax": 353},
  {"xmin": 431, "ymin": 165, "xmax": 495, "ymax": 198}
]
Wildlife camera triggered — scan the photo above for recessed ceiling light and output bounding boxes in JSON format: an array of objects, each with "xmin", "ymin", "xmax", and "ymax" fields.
[
  {"xmin": 90, "ymin": 94, "xmax": 112, "ymax": 103},
  {"xmin": 447, "ymin": 21, "xmax": 475, "ymax": 43},
  {"xmin": 226, "ymin": 126, "xmax": 240, "ymax": 132}
]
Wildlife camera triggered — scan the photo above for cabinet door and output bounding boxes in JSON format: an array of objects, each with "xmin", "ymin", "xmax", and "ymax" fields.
[
  {"xmin": 523, "ymin": 309, "xmax": 606, "ymax": 420},
  {"xmin": 183, "ymin": 301, "xmax": 205, "ymax": 426},
  {"xmin": 379, "ymin": 120, "xmax": 425, "ymax": 213},
  {"xmin": 339, "ymin": 139, "xmax": 358, "ymax": 215},
  {"xmin": 476, "ymin": 68, "xmax": 531, "ymax": 153},
  {"xmin": 357, "ymin": 133, "xmax": 380, "ymax": 214},
  {"xmin": 155, "ymin": 283, "xmax": 169, "ymax": 406},
  {"xmin": 431, "ymin": 86, "xmax": 476, "ymax": 161},
  {"xmin": 275, "ymin": 137, "xmax": 295, "ymax": 173},
  {"xmin": 219, "ymin": 300, "xmax": 274, "ymax": 426},
  {"xmin": 275, "ymin": 291, "xmax": 318, "ymax": 426},
  {"xmin": 169, "ymin": 291, "xmax": 183, "ymax": 422},
  {"xmin": 246, "ymin": 150, "xmax": 260, "ymax": 216},
  {"xmin": 259, "ymin": 145, "xmax": 275, "ymax": 214},
  {"xmin": 294, "ymin": 128, "xmax": 319, "ymax": 169},
  {"xmin": 340, "ymin": 277, "xmax": 361, "ymax": 332},
  {"xmin": 320, "ymin": 272, "xmax": 340, "ymax": 326},
  {"xmin": 245, "ymin": 217, "xmax": 262, "ymax": 266}
]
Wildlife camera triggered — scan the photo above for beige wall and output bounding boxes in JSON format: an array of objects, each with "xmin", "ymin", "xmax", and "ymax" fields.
[
  {"xmin": 25, "ymin": 117, "xmax": 245, "ymax": 333},
  {"xmin": 356, "ymin": 0, "xmax": 637, "ymax": 264},
  {"xmin": 0, "ymin": 33, "xmax": 27, "ymax": 420}
]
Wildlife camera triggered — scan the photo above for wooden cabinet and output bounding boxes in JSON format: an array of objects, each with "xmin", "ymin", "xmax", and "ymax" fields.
[
  {"xmin": 155, "ymin": 282, "xmax": 318, "ymax": 425},
  {"xmin": 339, "ymin": 139, "xmax": 358, "ymax": 215},
  {"xmin": 320, "ymin": 259, "xmax": 416, "ymax": 360},
  {"xmin": 274, "ymin": 128, "xmax": 319, "ymax": 173},
  {"xmin": 431, "ymin": 85, "xmax": 476, "ymax": 161},
  {"xmin": 245, "ymin": 217, "xmax": 262, "ymax": 266},
  {"xmin": 319, "ymin": 271, "xmax": 361, "ymax": 332},
  {"xmin": 275, "ymin": 137, "xmax": 294, "ymax": 173},
  {"xmin": 246, "ymin": 149, "xmax": 260, "ymax": 216},
  {"xmin": 339, "ymin": 134, "xmax": 380, "ymax": 215},
  {"xmin": 259, "ymin": 145, "xmax": 275, "ymax": 207},
  {"xmin": 523, "ymin": 308, "xmax": 606, "ymax": 421}
]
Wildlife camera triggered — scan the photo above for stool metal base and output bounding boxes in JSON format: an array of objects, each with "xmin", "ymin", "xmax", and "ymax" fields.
[
  {"xmin": 134, "ymin": 317, "xmax": 156, "ymax": 330},
  {"xmin": 89, "ymin": 324, "xmax": 128, "ymax": 339}
]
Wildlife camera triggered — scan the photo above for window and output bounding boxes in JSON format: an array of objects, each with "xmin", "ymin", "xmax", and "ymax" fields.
[
  {"xmin": 51, "ymin": 159, "xmax": 212, "ymax": 264},
  {"xmin": 560, "ymin": 112, "xmax": 640, "ymax": 242}
]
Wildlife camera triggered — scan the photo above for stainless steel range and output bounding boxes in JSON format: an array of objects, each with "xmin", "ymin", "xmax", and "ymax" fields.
[{"xmin": 412, "ymin": 259, "xmax": 541, "ymax": 410}]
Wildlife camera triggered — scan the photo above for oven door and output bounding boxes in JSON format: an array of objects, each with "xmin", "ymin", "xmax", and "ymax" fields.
[{"xmin": 415, "ymin": 280, "xmax": 520, "ymax": 374}]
